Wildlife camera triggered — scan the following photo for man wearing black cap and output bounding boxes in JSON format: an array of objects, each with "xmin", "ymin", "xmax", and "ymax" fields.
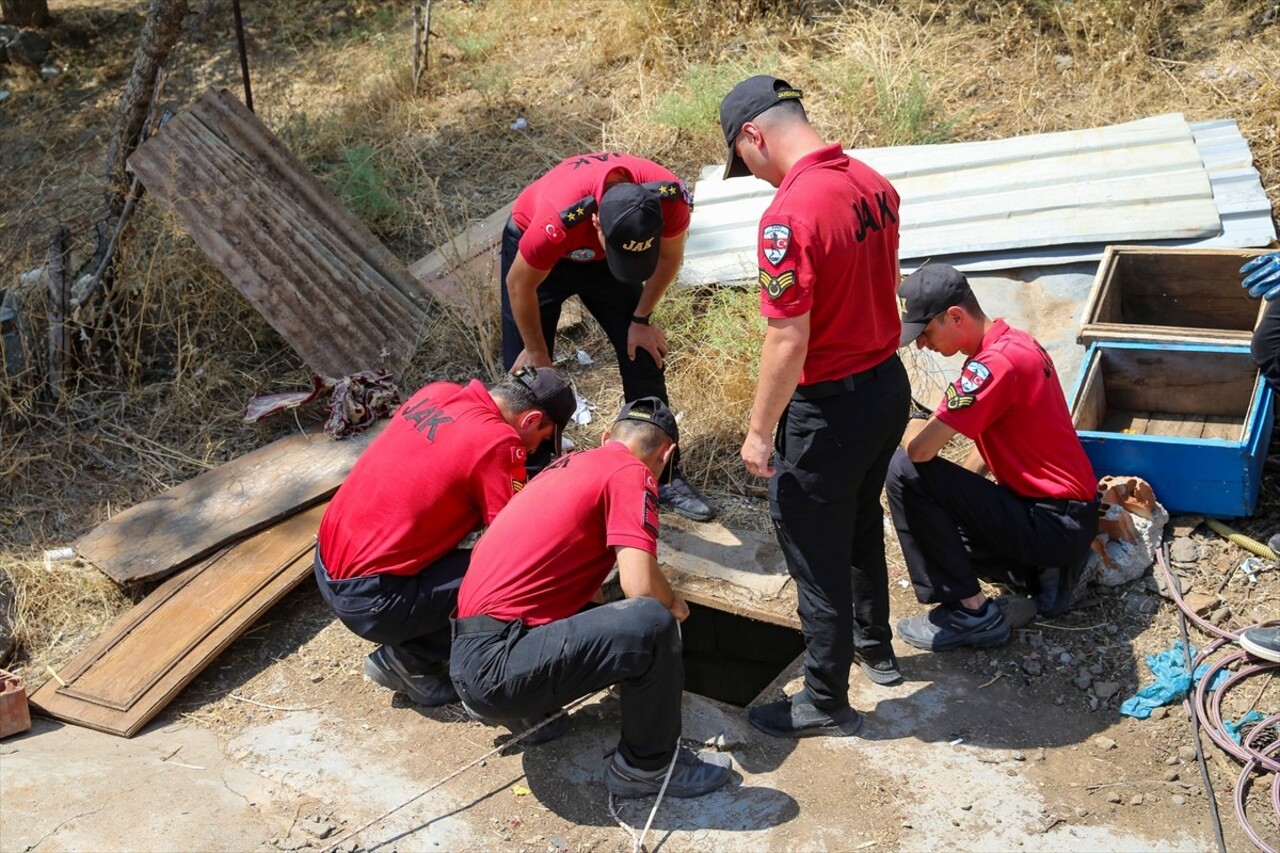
[
  {"xmin": 450, "ymin": 397, "xmax": 732, "ymax": 799},
  {"xmin": 315, "ymin": 366, "xmax": 577, "ymax": 707},
  {"xmin": 499, "ymin": 152, "xmax": 714, "ymax": 522},
  {"xmin": 888, "ymin": 264, "xmax": 1099, "ymax": 652},
  {"xmin": 719, "ymin": 76, "xmax": 911, "ymax": 738}
]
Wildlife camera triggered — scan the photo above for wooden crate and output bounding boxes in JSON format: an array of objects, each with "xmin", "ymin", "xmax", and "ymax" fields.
[
  {"xmin": 1069, "ymin": 342, "xmax": 1274, "ymax": 518},
  {"xmin": 1077, "ymin": 246, "xmax": 1270, "ymax": 346}
]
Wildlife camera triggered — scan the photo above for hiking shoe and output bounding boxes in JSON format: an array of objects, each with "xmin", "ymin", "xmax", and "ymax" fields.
[
  {"xmin": 853, "ymin": 647, "xmax": 902, "ymax": 686},
  {"xmin": 605, "ymin": 745, "xmax": 732, "ymax": 799},
  {"xmin": 460, "ymin": 700, "xmax": 571, "ymax": 745},
  {"xmin": 898, "ymin": 600, "xmax": 1011, "ymax": 652},
  {"xmin": 659, "ymin": 476, "xmax": 715, "ymax": 522},
  {"xmin": 363, "ymin": 647, "xmax": 458, "ymax": 707},
  {"xmin": 1240, "ymin": 626, "xmax": 1280, "ymax": 663},
  {"xmin": 1268, "ymin": 533, "xmax": 1280, "ymax": 556},
  {"xmin": 747, "ymin": 691, "xmax": 863, "ymax": 739}
]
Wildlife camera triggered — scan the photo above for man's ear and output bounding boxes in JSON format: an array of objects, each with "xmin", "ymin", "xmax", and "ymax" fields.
[
  {"xmin": 601, "ymin": 427, "xmax": 612, "ymax": 443},
  {"xmin": 519, "ymin": 410, "xmax": 544, "ymax": 431},
  {"xmin": 661, "ymin": 441, "xmax": 677, "ymax": 466}
]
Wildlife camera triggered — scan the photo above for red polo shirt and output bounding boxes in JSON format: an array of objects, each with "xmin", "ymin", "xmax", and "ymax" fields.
[
  {"xmin": 934, "ymin": 319, "xmax": 1097, "ymax": 501},
  {"xmin": 317, "ymin": 380, "xmax": 528, "ymax": 580},
  {"xmin": 511, "ymin": 152, "xmax": 691, "ymax": 271},
  {"xmin": 756, "ymin": 144, "xmax": 902, "ymax": 384},
  {"xmin": 457, "ymin": 442, "xmax": 660, "ymax": 626}
]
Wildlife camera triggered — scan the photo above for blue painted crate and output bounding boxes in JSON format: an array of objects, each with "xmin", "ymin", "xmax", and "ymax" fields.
[{"xmin": 1069, "ymin": 341, "xmax": 1274, "ymax": 518}]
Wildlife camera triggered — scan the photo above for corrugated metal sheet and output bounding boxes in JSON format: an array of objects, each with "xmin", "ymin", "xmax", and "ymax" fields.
[
  {"xmin": 129, "ymin": 88, "xmax": 431, "ymax": 379},
  {"xmin": 682, "ymin": 113, "xmax": 1271, "ymax": 284}
]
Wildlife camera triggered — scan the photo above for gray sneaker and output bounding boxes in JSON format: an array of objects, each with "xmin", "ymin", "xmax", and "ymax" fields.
[
  {"xmin": 659, "ymin": 476, "xmax": 715, "ymax": 522},
  {"xmin": 1240, "ymin": 626, "xmax": 1280, "ymax": 663},
  {"xmin": 605, "ymin": 745, "xmax": 731, "ymax": 798},
  {"xmin": 898, "ymin": 600, "xmax": 1010, "ymax": 652},
  {"xmin": 364, "ymin": 647, "xmax": 458, "ymax": 707}
]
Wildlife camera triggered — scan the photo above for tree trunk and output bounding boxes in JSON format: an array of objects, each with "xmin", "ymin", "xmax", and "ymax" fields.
[{"xmin": 1, "ymin": 0, "xmax": 49, "ymax": 28}]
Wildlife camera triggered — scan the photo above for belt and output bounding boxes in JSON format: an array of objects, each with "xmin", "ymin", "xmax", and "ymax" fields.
[
  {"xmin": 453, "ymin": 614, "xmax": 511, "ymax": 636},
  {"xmin": 794, "ymin": 362, "xmax": 885, "ymax": 401},
  {"xmin": 1031, "ymin": 497, "xmax": 1099, "ymax": 515}
]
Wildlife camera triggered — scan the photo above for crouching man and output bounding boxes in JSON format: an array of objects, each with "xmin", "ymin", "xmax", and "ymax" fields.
[
  {"xmin": 314, "ymin": 367, "xmax": 576, "ymax": 706},
  {"xmin": 450, "ymin": 398, "xmax": 731, "ymax": 799},
  {"xmin": 888, "ymin": 264, "xmax": 1099, "ymax": 651}
]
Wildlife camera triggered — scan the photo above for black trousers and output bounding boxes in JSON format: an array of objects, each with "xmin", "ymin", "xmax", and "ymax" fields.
[
  {"xmin": 771, "ymin": 354, "xmax": 910, "ymax": 711},
  {"xmin": 450, "ymin": 597, "xmax": 682, "ymax": 772},
  {"xmin": 885, "ymin": 449, "xmax": 1099, "ymax": 616},
  {"xmin": 313, "ymin": 545, "xmax": 469, "ymax": 675},
  {"xmin": 499, "ymin": 219, "xmax": 681, "ymax": 480},
  {"xmin": 1252, "ymin": 296, "xmax": 1280, "ymax": 394}
]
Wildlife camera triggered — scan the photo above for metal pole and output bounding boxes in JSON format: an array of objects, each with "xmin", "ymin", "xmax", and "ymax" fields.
[{"xmin": 232, "ymin": 0, "xmax": 253, "ymax": 112}]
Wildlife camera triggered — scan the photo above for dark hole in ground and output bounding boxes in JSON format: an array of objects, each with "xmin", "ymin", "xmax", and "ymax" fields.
[{"xmin": 680, "ymin": 603, "xmax": 805, "ymax": 707}]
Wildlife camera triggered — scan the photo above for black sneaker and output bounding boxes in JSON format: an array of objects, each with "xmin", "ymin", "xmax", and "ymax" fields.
[
  {"xmin": 459, "ymin": 700, "xmax": 571, "ymax": 745},
  {"xmin": 747, "ymin": 691, "xmax": 863, "ymax": 739},
  {"xmin": 853, "ymin": 647, "xmax": 902, "ymax": 686},
  {"xmin": 897, "ymin": 601, "xmax": 1011, "ymax": 652},
  {"xmin": 1240, "ymin": 626, "xmax": 1280, "ymax": 663},
  {"xmin": 363, "ymin": 647, "xmax": 459, "ymax": 707},
  {"xmin": 604, "ymin": 745, "xmax": 731, "ymax": 798},
  {"xmin": 659, "ymin": 476, "xmax": 715, "ymax": 522}
]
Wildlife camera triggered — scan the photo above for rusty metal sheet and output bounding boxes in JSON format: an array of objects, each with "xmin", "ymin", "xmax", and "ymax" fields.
[{"xmin": 129, "ymin": 88, "xmax": 430, "ymax": 379}]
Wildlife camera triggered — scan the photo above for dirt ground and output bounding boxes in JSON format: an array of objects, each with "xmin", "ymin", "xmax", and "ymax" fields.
[{"xmin": 2, "ymin": 0, "xmax": 1280, "ymax": 851}]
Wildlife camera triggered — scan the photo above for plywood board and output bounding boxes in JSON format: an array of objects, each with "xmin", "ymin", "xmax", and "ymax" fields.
[
  {"xmin": 408, "ymin": 202, "xmax": 512, "ymax": 328},
  {"xmin": 129, "ymin": 88, "xmax": 431, "ymax": 379},
  {"xmin": 76, "ymin": 427, "xmax": 379, "ymax": 584},
  {"xmin": 31, "ymin": 505, "xmax": 325, "ymax": 737}
]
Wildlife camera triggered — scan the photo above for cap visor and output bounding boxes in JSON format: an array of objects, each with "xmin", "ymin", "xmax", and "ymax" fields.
[
  {"xmin": 606, "ymin": 247, "xmax": 659, "ymax": 284},
  {"xmin": 899, "ymin": 321, "xmax": 928, "ymax": 347},
  {"xmin": 723, "ymin": 150, "xmax": 751, "ymax": 180},
  {"xmin": 547, "ymin": 423, "xmax": 564, "ymax": 458}
]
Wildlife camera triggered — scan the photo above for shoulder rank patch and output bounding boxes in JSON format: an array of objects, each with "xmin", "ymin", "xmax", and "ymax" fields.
[
  {"xmin": 511, "ymin": 478, "xmax": 524, "ymax": 493},
  {"xmin": 944, "ymin": 384, "xmax": 974, "ymax": 410},
  {"xmin": 642, "ymin": 180, "xmax": 692, "ymax": 209},
  {"xmin": 762, "ymin": 223, "xmax": 790, "ymax": 266},
  {"xmin": 558, "ymin": 196, "xmax": 598, "ymax": 229},
  {"xmin": 759, "ymin": 268, "xmax": 796, "ymax": 300}
]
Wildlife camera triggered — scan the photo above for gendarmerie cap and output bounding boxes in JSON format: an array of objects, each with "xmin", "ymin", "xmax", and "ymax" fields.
[
  {"xmin": 513, "ymin": 366, "xmax": 577, "ymax": 457},
  {"xmin": 897, "ymin": 264, "xmax": 974, "ymax": 347},
  {"xmin": 614, "ymin": 396, "xmax": 678, "ymax": 444},
  {"xmin": 598, "ymin": 183, "xmax": 664, "ymax": 284},
  {"xmin": 719, "ymin": 75, "xmax": 804, "ymax": 179}
]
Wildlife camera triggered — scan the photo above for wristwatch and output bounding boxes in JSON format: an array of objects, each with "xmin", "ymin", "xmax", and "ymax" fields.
[{"xmin": 630, "ymin": 313, "xmax": 651, "ymax": 326}]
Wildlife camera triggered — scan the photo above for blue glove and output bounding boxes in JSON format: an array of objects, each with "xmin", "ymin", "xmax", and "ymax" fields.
[{"xmin": 1241, "ymin": 252, "xmax": 1280, "ymax": 301}]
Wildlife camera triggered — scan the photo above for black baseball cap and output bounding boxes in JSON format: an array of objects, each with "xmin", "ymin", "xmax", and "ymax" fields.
[
  {"xmin": 719, "ymin": 75, "xmax": 804, "ymax": 179},
  {"xmin": 513, "ymin": 366, "xmax": 577, "ymax": 456},
  {"xmin": 598, "ymin": 183, "xmax": 663, "ymax": 284},
  {"xmin": 614, "ymin": 396, "xmax": 679, "ymax": 444},
  {"xmin": 898, "ymin": 264, "xmax": 974, "ymax": 347}
]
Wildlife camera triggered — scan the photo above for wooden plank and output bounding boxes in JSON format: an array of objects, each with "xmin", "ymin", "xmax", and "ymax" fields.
[
  {"xmin": 1201, "ymin": 414, "xmax": 1244, "ymax": 441},
  {"xmin": 407, "ymin": 202, "xmax": 512, "ymax": 328},
  {"xmin": 1071, "ymin": 356, "xmax": 1106, "ymax": 432},
  {"xmin": 1077, "ymin": 324, "xmax": 1254, "ymax": 348},
  {"xmin": 76, "ymin": 426, "xmax": 379, "ymax": 584},
  {"xmin": 31, "ymin": 505, "xmax": 325, "ymax": 737},
  {"xmin": 129, "ymin": 88, "xmax": 431, "ymax": 379},
  {"xmin": 1098, "ymin": 347, "xmax": 1258, "ymax": 416}
]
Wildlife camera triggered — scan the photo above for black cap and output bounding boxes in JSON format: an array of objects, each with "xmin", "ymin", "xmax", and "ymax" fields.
[
  {"xmin": 598, "ymin": 183, "xmax": 663, "ymax": 284},
  {"xmin": 513, "ymin": 366, "xmax": 577, "ymax": 457},
  {"xmin": 898, "ymin": 264, "xmax": 974, "ymax": 347},
  {"xmin": 719, "ymin": 75, "xmax": 804, "ymax": 179},
  {"xmin": 614, "ymin": 396, "xmax": 678, "ymax": 444}
]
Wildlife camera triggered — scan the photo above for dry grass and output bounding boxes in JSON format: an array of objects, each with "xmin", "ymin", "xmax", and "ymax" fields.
[{"xmin": 2, "ymin": 0, "xmax": 1279, "ymax": 685}]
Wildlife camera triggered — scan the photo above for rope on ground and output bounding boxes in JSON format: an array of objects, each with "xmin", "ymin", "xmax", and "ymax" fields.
[
  {"xmin": 319, "ymin": 692, "xmax": 601, "ymax": 853},
  {"xmin": 606, "ymin": 749, "xmax": 679, "ymax": 853}
]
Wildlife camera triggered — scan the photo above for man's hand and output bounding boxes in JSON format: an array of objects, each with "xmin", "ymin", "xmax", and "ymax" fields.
[
  {"xmin": 510, "ymin": 347, "xmax": 553, "ymax": 373},
  {"xmin": 627, "ymin": 322, "xmax": 669, "ymax": 368},
  {"xmin": 1242, "ymin": 252, "xmax": 1280, "ymax": 301},
  {"xmin": 741, "ymin": 429, "xmax": 775, "ymax": 478},
  {"xmin": 669, "ymin": 593, "xmax": 690, "ymax": 623}
]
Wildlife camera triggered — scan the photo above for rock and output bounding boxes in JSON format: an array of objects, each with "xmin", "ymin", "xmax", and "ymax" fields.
[
  {"xmin": 1047, "ymin": 645, "xmax": 1067, "ymax": 657},
  {"xmin": 1151, "ymin": 569, "xmax": 1184, "ymax": 600},
  {"xmin": 1124, "ymin": 593, "xmax": 1158, "ymax": 615},
  {"xmin": 1058, "ymin": 652, "xmax": 1072, "ymax": 665},
  {"xmin": 299, "ymin": 820, "xmax": 334, "ymax": 840},
  {"xmin": 1053, "ymin": 54, "xmax": 1075, "ymax": 71},
  {"xmin": 1128, "ymin": 793, "xmax": 1144, "ymax": 806},
  {"xmin": 1074, "ymin": 806, "xmax": 1089, "ymax": 818},
  {"xmin": 1000, "ymin": 596, "xmax": 1038, "ymax": 628},
  {"xmin": 1088, "ymin": 695, "xmax": 1099, "ymax": 711},
  {"xmin": 548, "ymin": 835, "xmax": 570, "ymax": 852},
  {"xmin": 960, "ymin": 803, "xmax": 973, "ymax": 811},
  {"xmin": 1073, "ymin": 671, "xmax": 1093, "ymax": 691},
  {"xmin": 1106, "ymin": 791, "xmax": 1122, "ymax": 803},
  {"xmin": 1054, "ymin": 695, "xmax": 1067, "ymax": 706},
  {"xmin": 1089, "ymin": 661, "xmax": 1105, "ymax": 675},
  {"xmin": 964, "ymin": 83, "xmax": 979, "ymax": 97},
  {"xmin": 1150, "ymin": 706, "xmax": 1168, "ymax": 720},
  {"xmin": 1178, "ymin": 745, "xmax": 1198, "ymax": 762},
  {"xmin": 1011, "ymin": 751, "xmax": 1026, "ymax": 762},
  {"xmin": 1171, "ymin": 794, "xmax": 1186, "ymax": 806},
  {"xmin": 1183, "ymin": 591, "xmax": 1220, "ymax": 617},
  {"xmin": 1169, "ymin": 515, "xmax": 1204, "ymax": 537},
  {"xmin": 1023, "ymin": 659, "xmax": 1043, "ymax": 676},
  {"xmin": 1094, "ymin": 681, "xmax": 1121, "ymax": 700},
  {"xmin": 7, "ymin": 30, "xmax": 51, "ymax": 67},
  {"xmin": 274, "ymin": 838, "xmax": 310, "ymax": 851},
  {"xmin": 1209, "ymin": 605, "xmax": 1231, "ymax": 626},
  {"xmin": 1169, "ymin": 537, "xmax": 1199, "ymax": 564},
  {"xmin": 1163, "ymin": 769, "xmax": 1179, "ymax": 782},
  {"xmin": 1094, "ymin": 736, "xmax": 1117, "ymax": 751},
  {"xmin": 0, "ymin": 91, "xmax": 9, "ymax": 104}
]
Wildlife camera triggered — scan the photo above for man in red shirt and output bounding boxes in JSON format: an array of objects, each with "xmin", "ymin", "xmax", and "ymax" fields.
[
  {"xmin": 719, "ymin": 76, "xmax": 912, "ymax": 739},
  {"xmin": 500, "ymin": 152, "xmax": 714, "ymax": 522},
  {"xmin": 450, "ymin": 398, "xmax": 731, "ymax": 799},
  {"xmin": 314, "ymin": 367, "xmax": 576, "ymax": 707},
  {"xmin": 890, "ymin": 264, "xmax": 1099, "ymax": 651}
]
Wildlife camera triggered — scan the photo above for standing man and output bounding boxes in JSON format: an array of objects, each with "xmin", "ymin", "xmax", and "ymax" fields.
[
  {"xmin": 888, "ymin": 264, "xmax": 1099, "ymax": 651},
  {"xmin": 719, "ymin": 76, "xmax": 911, "ymax": 738},
  {"xmin": 314, "ymin": 367, "xmax": 576, "ymax": 707},
  {"xmin": 500, "ymin": 151, "xmax": 714, "ymax": 522},
  {"xmin": 450, "ymin": 398, "xmax": 732, "ymax": 799}
]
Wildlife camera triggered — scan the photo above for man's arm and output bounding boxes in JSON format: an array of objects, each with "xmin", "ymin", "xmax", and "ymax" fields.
[
  {"xmin": 742, "ymin": 313, "xmax": 810, "ymax": 478},
  {"xmin": 506, "ymin": 254, "xmax": 553, "ymax": 371},
  {"xmin": 616, "ymin": 546, "xmax": 688, "ymax": 622},
  {"xmin": 626, "ymin": 232, "xmax": 686, "ymax": 367},
  {"xmin": 903, "ymin": 416, "xmax": 958, "ymax": 463}
]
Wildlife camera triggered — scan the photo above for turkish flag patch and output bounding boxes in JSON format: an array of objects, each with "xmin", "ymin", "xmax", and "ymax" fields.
[
  {"xmin": 542, "ymin": 216, "xmax": 566, "ymax": 243},
  {"xmin": 511, "ymin": 446, "xmax": 527, "ymax": 464}
]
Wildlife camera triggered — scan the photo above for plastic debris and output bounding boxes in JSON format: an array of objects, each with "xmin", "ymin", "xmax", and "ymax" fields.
[
  {"xmin": 1224, "ymin": 710, "xmax": 1265, "ymax": 745},
  {"xmin": 510, "ymin": 116, "xmax": 527, "ymax": 131},
  {"xmin": 1118, "ymin": 639, "xmax": 1229, "ymax": 719},
  {"xmin": 576, "ymin": 349, "xmax": 594, "ymax": 366}
]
